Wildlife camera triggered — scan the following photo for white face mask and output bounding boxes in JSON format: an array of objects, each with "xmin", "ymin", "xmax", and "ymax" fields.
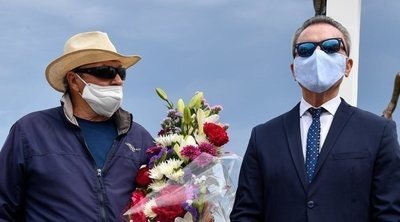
[
  {"xmin": 294, "ymin": 49, "xmax": 346, "ymax": 93},
  {"xmin": 76, "ymin": 75, "xmax": 123, "ymax": 117}
]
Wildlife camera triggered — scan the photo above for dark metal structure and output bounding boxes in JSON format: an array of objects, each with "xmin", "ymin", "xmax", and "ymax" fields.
[
  {"xmin": 383, "ymin": 73, "xmax": 400, "ymax": 119},
  {"xmin": 313, "ymin": 0, "xmax": 327, "ymax": 16}
]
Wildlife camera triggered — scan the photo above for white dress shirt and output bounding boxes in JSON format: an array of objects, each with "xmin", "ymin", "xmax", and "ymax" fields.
[{"xmin": 299, "ymin": 95, "xmax": 341, "ymax": 160}]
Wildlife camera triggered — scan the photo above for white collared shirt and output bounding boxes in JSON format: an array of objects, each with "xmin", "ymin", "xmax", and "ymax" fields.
[{"xmin": 299, "ymin": 95, "xmax": 341, "ymax": 160}]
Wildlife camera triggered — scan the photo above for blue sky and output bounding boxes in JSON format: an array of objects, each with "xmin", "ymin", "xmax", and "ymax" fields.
[{"xmin": 1, "ymin": 1, "xmax": 400, "ymax": 158}]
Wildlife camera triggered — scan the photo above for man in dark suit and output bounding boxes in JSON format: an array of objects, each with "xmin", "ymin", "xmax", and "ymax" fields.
[{"xmin": 230, "ymin": 16, "xmax": 400, "ymax": 221}]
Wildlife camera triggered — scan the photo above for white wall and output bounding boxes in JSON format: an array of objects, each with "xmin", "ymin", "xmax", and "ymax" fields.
[{"xmin": 327, "ymin": 0, "xmax": 362, "ymax": 106}]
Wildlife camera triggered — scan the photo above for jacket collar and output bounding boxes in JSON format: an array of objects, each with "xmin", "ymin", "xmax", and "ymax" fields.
[{"xmin": 60, "ymin": 93, "xmax": 132, "ymax": 136}]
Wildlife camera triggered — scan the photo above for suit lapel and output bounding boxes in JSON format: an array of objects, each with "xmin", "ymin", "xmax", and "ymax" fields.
[
  {"xmin": 283, "ymin": 103, "xmax": 308, "ymax": 192},
  {"xmin": 310, "ymin": 99, "xmax": 354, "ymax": 191}
]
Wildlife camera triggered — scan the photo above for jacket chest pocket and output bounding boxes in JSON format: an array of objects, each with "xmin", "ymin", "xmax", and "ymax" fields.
[
  {"xmin": 332, "ymin": 151, "xmax": 370, "ymax": 160},
  {"xmin": 327, "ymin": 151, "xmax": 372, "ymax": 188}
]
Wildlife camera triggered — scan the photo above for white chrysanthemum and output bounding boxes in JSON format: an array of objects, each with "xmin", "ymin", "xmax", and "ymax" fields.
[
  {"xmin": 159, "ymin": 161, "xmax": 174, "ymax": 176},
  {"xmin": 167, "ymin": 169, "xmax": 184, "ymax": 182},
  {"xmin": 150, "ymin": 159, "xmax": 184, "ymax": 181},
  {"xmin": 155, "ymin": 134, "xmax": 182, "ymax": 147},
  {"xmin": 159, "ymin": 158, "xmax": 183, "ymax": 177},
  {"xmin": 149, "ymin": 165, "xmax": 164, "ymax": 180},
  {"xmin": 148, "ymin": 180, "xmax": 167, "ymax": 192},
  {"xmin": 167, "ymin": 158, "xmax": 184, "ymax": 169},
  {"xmin": 144, "ymin": 199, "xmax": 157, "ymax": 218}
]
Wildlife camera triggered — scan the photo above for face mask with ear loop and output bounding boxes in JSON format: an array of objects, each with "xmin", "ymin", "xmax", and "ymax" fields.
[
  {"xmin": 75, "ymin": 74, "xmax": 123, "ymax": 117},
  {"xmin": 293, "ymin": 49, "xmax": 347, "ymax": 93}
]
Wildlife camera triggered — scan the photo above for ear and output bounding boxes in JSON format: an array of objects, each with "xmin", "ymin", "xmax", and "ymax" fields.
[
  {"xmin": 290, "ymin": 63, "xmax": 296, "ymax": 80},
  {"xmin": 344, "ymin": 58, "xmax": 353, "ymax": 77},
  {"xmin": 65, "ymin": 72, "xmax": 81, "ymax": 92}
]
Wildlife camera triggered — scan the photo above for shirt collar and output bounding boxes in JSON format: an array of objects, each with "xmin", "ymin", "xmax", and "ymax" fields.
[{"xmin": 300, "ymin": 94, "xmax": 341, "ymax": 117}]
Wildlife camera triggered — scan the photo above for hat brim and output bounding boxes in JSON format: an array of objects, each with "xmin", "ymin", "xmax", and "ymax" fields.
[{"xmin": 45, "ymin": 49, "xmax": 141, "ymax": 92}]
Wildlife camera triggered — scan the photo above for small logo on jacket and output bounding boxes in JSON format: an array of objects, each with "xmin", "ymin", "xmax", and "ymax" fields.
[{"xmin": 125, "ymin": 142, "xmax": 141, "ymax": 152}]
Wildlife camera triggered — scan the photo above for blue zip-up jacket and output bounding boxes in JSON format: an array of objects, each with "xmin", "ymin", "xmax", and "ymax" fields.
[{"xmin": 0, "ymin": 94, "xmax": 154, "ymax": 221}]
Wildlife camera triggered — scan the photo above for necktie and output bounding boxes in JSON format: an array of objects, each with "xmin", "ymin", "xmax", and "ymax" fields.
[{"xmin": 305, "ymin": 108, "xmax": 323, "ymax": 183}]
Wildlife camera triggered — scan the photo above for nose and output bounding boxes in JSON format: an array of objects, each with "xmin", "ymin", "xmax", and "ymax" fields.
[{"xmin": 110, "ymin": 74, "xmax": 124, "ymax": 86}]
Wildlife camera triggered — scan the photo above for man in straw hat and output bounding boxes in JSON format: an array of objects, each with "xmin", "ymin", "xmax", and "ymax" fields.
[{"xmin": 0, "ymin": 31, "xmax": 154, "ymax": 221}]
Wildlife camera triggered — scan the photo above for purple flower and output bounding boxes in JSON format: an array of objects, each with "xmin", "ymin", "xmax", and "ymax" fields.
[
  {"xmin": 198, "ymin": 142, "xmax": 218, "ymax": 156},
  {"xmin": 181, "ymin": 145, "xmax": 201, "ymax": 160},
  {"xmin": 147, "ymin": 146, "xmax": 162, "ymax": 157},
  {"xmin": 167, "ymin": 109, "xmax": 176, "ymax": 115},
  {"xmin": 167, "ymin": 147, "xmax": 174, "ymax": 156},
  {"xmin": 210, "ymin": 105, "xmax": 223, "ymax": 113},
  {"xmin": 183, "ymin": 202, "xmax": 199, "ymax": 222},
  {"xmin": 185, "ymin": 184, "xmax": 200, "ymax": 200},
  {"xmin": 148, "ymin": 147, "xmax": 167, "ymax": 168},
  {"xmin": 193, "ymin": 152, "xmax": 215, "ymax": 168}
]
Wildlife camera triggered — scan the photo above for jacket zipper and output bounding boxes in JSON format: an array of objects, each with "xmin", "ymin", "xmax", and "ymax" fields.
[
  {"xmin": 96, "ymin": 139, "xmax": 120, "ymax": 221},
  {"xmin": 77, "ymin": 129, "xmax": 122, "ymax": 222},
  {"xmin": 96, "ymin": 169, "xmax": 107, "ymax": 222},
  {"xmin": 77, "ymin": 131, "xmax": 111, "ymax": 222}
]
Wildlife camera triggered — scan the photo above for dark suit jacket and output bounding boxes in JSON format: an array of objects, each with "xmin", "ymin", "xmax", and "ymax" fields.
[{"xmin": 230, "ymin": 99, "xmax": 400, "ymax": 222}]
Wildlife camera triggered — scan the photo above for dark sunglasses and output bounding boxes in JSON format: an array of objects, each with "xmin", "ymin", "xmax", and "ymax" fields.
[
  {"xmin": 295, "ymin": 38, "xmax": 347, "ymax": 57},
  {"xmin": 73, "ymin": 66, "xmax": 126, "ymax": 80}
]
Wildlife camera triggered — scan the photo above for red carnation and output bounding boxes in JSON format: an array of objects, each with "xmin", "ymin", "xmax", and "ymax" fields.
[
  {"xmin": 203, "ymin": 122, "xmax": 229, "ymax": 147},
  {"xmin": 130, "ymin": 213, "xmax": 147, "ymax": 222},
  {"xmin": 130, "ymin": 190, "xmax": 146, "ymax": 206},
  {"xmin": 152, "ymin": 204, "xmax": 185, "ymax": 222},
  {"xmin": 129, "ymin": 190, "xmax": 148, "ymax": 222},
  {"xmin": 152, "ymin": 185, "xmax": 186, "ymax": 221},
  {"xmin": 135, "ymin": 166, "xmax": 152, "ymax": 187}
]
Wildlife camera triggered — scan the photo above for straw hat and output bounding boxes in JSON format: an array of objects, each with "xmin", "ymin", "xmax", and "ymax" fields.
[{"xmin": 45, "ymin": 31, "xmax": 141, "ymax": 92}]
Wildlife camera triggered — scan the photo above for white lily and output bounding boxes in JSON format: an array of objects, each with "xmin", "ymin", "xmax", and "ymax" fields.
[
  {"xmin": 194, "ymin": 133, "xmax": 207, "ymax": 144},
  {"xmin": 197, "ymin": 109, "xmax": 205, "ymax": 134},
  {"xmin": 205, "ymin": 114, "xmax": 219, "ymax": 123},
  {"xmin": 180, "ymin": 135, "xmax": 197, "ymax": 147},
  {"xmin": 177, "ymin": 98, "xmax": 185, "ymax": 114},
  {"xmin": 188, "ymin": 91, "xmax": 204, "ymax": 108},
  {"xmin": 173, "ymin": 143, "xmax": 184, "ymax": 160}
]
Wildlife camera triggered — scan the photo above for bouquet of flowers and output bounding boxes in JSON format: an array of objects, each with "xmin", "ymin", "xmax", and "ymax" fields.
[{"xmin": 123, "ymin": 88, "xmax": 241, "ymax": 222}]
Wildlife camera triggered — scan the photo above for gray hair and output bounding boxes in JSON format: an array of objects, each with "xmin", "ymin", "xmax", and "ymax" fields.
[{"xmin": 291, "ymin": 15, "xmax": 351, "ymax": 58}]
